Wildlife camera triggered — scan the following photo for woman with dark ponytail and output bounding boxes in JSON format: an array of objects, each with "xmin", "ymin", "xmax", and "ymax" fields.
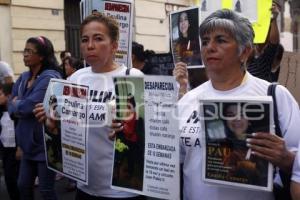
[{"xmin": 8, "ymin": 36, "xmax": 61, "ymax": 200}]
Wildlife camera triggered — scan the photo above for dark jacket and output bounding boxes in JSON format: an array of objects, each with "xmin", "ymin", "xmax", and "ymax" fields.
[{"xmin": 8, "ymin": 69, "xmax": 61, "ymax": 161}]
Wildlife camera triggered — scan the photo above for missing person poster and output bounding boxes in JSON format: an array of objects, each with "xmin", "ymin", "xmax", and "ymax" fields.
[
  {"xmin": 43, "ymin": 79, "xmax": 89, "ymax": 184},
  {"xmin": 80, "ymin": 0, "xmax": 133, "ymax": 67},
  {"xmin": 200, "ymin": 97, "xmax": 274, "ymax": 191},
  {"xmin": 170, "ymin": 7, "xmax": 203, "ymax": 69},
  {"xmin": 111, "ymin": 76, "xmax": 180, "ymax": 200}
]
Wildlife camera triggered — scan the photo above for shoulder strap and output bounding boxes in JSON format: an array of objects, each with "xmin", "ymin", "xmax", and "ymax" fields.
[
  {"xmin": 267, "ymin": 83, "xmax": 282, "ymax": 137},
  {"xmin": 125, "ymin": 68, "xmax": 131, "ymax": 75}
]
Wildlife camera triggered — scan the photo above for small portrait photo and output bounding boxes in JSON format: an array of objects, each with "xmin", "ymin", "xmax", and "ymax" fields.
[
  {"xmin": 170, "ymin": 7, "xmax": 202, "ymax": 68},
  {"xmin": 44, "ymin": 95, "xmax": 63, "ymax": 171}
]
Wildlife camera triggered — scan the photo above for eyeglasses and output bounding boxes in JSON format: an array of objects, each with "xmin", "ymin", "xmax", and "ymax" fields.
[{"xmin": 23, "ymin": 48, "xmax": 37, "ymax": 55}]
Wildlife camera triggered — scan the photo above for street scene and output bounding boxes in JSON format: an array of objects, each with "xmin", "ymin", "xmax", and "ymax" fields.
[{"xmin": 0, "ymin": 0, "xmax": 300, "ymax": 200}]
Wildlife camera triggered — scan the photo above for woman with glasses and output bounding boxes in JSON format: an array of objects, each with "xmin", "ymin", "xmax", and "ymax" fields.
[{"xmin": 8, "ymin": 36, "xmax": 61, "ymax": 200}]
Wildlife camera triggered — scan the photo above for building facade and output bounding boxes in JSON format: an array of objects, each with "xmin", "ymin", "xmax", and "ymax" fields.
[{"xmin": 0, "ymin": 0, "xmax": 64, "ymax": 74}]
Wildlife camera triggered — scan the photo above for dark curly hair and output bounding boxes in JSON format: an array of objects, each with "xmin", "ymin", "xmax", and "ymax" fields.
[{"xmin": 26, "ymin": 36, "xmax": 60, "ymax": 74}]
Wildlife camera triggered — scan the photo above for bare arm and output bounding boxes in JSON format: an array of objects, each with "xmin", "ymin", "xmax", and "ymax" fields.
[
  {"xmin": 173, "ymin": 62, "xmax": 189, "ymax": 99},
  {"xmin": 291, "ymin": 181, "xmax": 300, "ymax": 200},
  {"xmin": 268, "ymin": 2, "xmax": 280, "ymax": 44}
]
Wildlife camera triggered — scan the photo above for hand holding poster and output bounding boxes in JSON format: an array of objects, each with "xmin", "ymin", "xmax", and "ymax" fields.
[
  {"xmin": 43, "ymin": 79, "xmax": 89, "ymax": 184},
  {"xmin": 170, "ymin": 7, "xmax": 203, "ymax": 69},
  {"xmin": 201, "ymin": 97, "xmax": 274, "ymax": 191},
  {"xmin": 111, "ymin": 76, "xmax": 180, "ymax": 200}
]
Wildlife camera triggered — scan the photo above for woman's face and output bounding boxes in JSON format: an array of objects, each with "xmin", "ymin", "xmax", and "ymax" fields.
[
  {"xmin": 64, "ymin": 59, "xmax": 75, "ymax": 77},
  {"xmin": 201, "ymin": 29, "xmax": 242, "ymax": 75},
  {"xmin": 23, "ymin": 42, "xmax": 43, "ymax": 67},
  {"xmin": 179, "ymin": 12, "xmax": 189, "ymax": 37},
  {"xmin": 80, "ymin": 21, "xmax": 118, "ymax": 69},
  {"xmin": 225, "ymin": 105, "xmax": 249, "ymax": 139},
  {"xmin": 49, "ymin": 100, "xmax": 59, "ymax": 119}
]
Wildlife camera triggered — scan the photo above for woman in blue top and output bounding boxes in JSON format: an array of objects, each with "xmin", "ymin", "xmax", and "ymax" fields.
[{"xmin": 8, "ymin": 36, "xmax": 61, "ymax": 200}]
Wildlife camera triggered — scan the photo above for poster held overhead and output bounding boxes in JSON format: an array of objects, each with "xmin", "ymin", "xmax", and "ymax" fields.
[
  {"xmin": 80, "ymin": 0, "xmax": 133, "ymax": 68},
  {"xmin": 170, "ymin": 7, "xmax": 203, "ymax": 69}
]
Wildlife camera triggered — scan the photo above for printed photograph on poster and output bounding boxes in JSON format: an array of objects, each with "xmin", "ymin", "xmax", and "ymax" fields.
[
  {"xmin": 170, "ymin": 7, "xmax": 202, "ymax": 69},
  {"xmin": 201, "ymin": 97, "xmax": 274, "ymax": 191},
  {"xmin": 44, "ymin": 94, "xmax": 63, "ymax": 171},
  {"xmin": 233, "ymin": 0, "xmax": 258, "ymax": 22},
  {"xmin": 80, "ymin": 0, "xmax": 133, "ymax": 67},
  {"xmin": 200, "ymin": 0, "xmax": 222, "ymax": 22},
  {"xmin": 43, "ymin": 79, "xmax": 89, "ymax": 184},
  {"xmin": 111, "ymin": 76, "xmax": 180, "ymax": 200},
  {"xmin": 112, "ymin": 77, "xmax": 145, "ymax": 191}
]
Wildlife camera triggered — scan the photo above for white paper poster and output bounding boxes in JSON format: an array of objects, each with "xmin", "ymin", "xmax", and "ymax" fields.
[
  {"xmin": 232, "ymin": 0, "xmax": 258, "ymax": 22},
  {"xmin": 43, "ymin": 79, "xmax": 89, "ymax": 184},
  {"xmin": 80, "ymin": 0, "xmax": 133, "ymax": 68},
  {"xmin": 200, "ymin": 0, "xmax": 222, "ymax": 22}
]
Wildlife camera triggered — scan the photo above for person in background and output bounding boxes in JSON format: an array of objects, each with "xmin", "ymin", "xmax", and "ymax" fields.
[
  {"xmin": 34, "ymin": 13, "xmax": 144, "ymax": 200},
  {"xmin": 0, "ymin": 83, "xmax": 20, "ymax": 200},
  {"xmin": 247, "ymin": 1, "xmax": 281, "ymax": 82},
  {"xmin": 8, "ymin": 36, "xmax": 61, "ymax": 200},
  {"xmin": 0, "ymin": 61, "xmax": 14, "ymax": 84},
  {"xmin": 62, "ymin": 56, "xmax": 84, "ymax": 79},
  {"xmin": 59, "ymin": 50, "xmax": 71, "ymax": 64},
  {"xmin": 59, "ymin": 50, "xmax": 72, "ymax": 72},
  {"xmin": 131, "ymin": 41, "xmax": 160, "ymax": 75},
  {"xmin": 270, "ymin": 43, "xmax": 284, "ymax": 82},
  {"xmin": 178, "ymin": 9, "xmax": 300, "ymax": 200}
]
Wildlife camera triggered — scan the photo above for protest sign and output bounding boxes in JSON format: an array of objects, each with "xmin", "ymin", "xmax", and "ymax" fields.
[
  {"xmin": 80, "ymin": 0, "xmax": 133, "ymax": 67},
  {"xmin": 111, "ymin": 76, "xmax": 180, "ymax": 200},
  {"xmin": 43, "ymin": 79, "xmax": 89, "ymax": 184},
  {"xmin": 201, "ymin": 97, "xmax": 274, "ymax": 191},
  {"xmin": 170, "ymin": 7, "xmax": 203, "ymax": 69}
]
